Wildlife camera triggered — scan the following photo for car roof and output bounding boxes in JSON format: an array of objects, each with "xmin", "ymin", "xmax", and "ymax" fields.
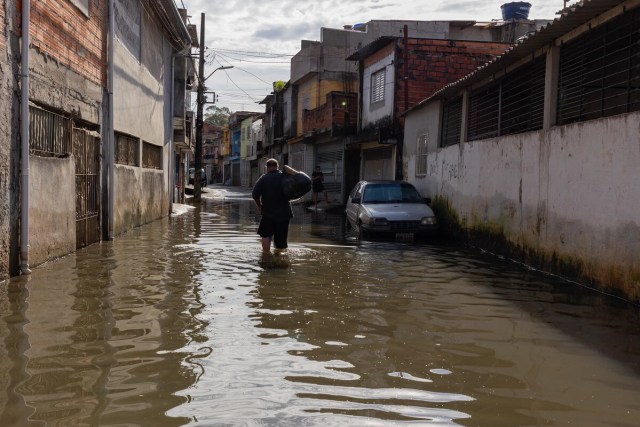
[{"xmin": 359, "ymin": 180, "xmax": 411, "ymax": 185}]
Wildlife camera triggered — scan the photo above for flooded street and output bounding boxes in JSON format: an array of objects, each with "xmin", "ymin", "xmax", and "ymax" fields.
[{"xmin": 1, "ymin": 187, "xmax": 639, "ymax": 426}]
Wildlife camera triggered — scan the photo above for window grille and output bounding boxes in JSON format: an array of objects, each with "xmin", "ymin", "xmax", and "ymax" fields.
[
  {"xmin": 500, "ymin": 56, "xmax": 545, "ymax": 135},
  {"xmin": 440, "ymin": 96, "xmax": 462, "ymax": 147},
  {"xmin": 371, "ymin": 68, "xmax": 386, "ymax": 104},
  {"xmin": 416, "ymin": 133, "xmax": 429, "ymax": 176},
  {"xmin": 468, "ymin": 81, "xmax": 500, "ymax": 141},
  {"xmin": 115, "ymin": 133, "xmax": 139, "ymax": 166},
  {"xmin": 142, "ymin": 141, "xmax": 162, "ymax": 169},
  {"xmin": 29, "ymin": 106, "xmax": 71, "ymax": 157},
  {"xmin": 558, "ymin": 9, "xmax": 640, "ymax": 125}
]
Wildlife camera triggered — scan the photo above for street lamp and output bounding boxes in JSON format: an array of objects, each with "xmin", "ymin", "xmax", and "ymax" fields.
[{"xmin": 204, "ymin": 65, "xmax": 233, "ymax": 83}]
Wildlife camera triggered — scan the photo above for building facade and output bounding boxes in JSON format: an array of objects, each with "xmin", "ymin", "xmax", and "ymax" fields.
[
  {"xmin": 403, "ymin": 0, "xmax": 640, "ymax": 302},
  {"xmin": 0, "ymin": 0, "xmax": 194, "ymax": 279},
  {"xmin": 203, "ymin": 123, "xmax": 224, "ymax": 184},
  {"xmin": 284, "ymin": 16, "xmax": 544, "ymax": 203}
]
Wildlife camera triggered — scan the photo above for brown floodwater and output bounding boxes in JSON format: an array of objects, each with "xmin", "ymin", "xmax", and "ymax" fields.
[{"xmin": 0, "ymin": 189, "xmax": 639, "ymax": 426}]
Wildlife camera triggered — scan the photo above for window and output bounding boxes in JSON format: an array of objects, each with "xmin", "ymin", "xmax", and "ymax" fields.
[
  {"xmin": 440, "ymin": 96, "xmax": 463, "ymax": 147},
  {"xmin": 500, "ymin": 57, "xmax": 545, "ymax": 135},
  {"xmin": 29, "ymin": 106, "xmax": 71, "ymax": 157},
  {"xmin": 558, "ymin": 9, "xmax": 640, "ymax": 125},
  {"xmin": 467, "ymin": 81, "xmax": 500, "ymax": 142},
  {"xmin": 416, "ymin": 133, "xmax": 428, "ymax": 176},
  {"xmin": 142, "ymin": 142, "xmax": 162, "ymax": 169},
  {"xmin": 115, "ymin": 133, "xmax": 139, "ymax": 166},
  {"xmin": 371, "ymin": 68, "xmax": 386, "ymax": 104}
]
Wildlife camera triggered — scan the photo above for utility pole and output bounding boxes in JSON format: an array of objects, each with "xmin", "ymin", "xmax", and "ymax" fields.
[{"xmin": 194, "ymin": 13, "xmax": 206, "ymax": 202}]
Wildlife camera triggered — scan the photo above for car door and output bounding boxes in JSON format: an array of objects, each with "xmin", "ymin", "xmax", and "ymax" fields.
[{"xmin": 345, "ymin": 182, "xmax": 364, "ymax": 226}]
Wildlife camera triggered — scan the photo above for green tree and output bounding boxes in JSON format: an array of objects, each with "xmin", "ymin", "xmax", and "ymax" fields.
[
  {"xmin": 273, "ymin": 81, "xmax": 286, "ymax": 92},
  {"xmin": 204, "ymin": 105, "xmax": 231, "ymax": 126}
]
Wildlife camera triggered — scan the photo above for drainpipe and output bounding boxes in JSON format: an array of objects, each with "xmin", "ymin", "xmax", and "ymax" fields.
[
  {"xmin": 169, "ymin": 55, "xmax": 175, "ymax": 213},
  {"xmin": 107, "ymin": 0, "xmax": 115, "ymax": 240},
  {"xmin": 20, "ymin": 0, "xmax": 31, "ymax": 275}
]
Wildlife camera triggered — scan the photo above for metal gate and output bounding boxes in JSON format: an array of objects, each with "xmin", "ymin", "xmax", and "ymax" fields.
[
  {"xmin": 316, "ymin": 143, "xmax": 344, "ymax": 198},
  {"xmin": 73, "ymin": 128, "xmax": 101, "ymax": 249}
]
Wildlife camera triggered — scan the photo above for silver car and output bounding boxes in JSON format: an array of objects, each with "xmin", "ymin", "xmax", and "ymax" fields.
[{"xmin": 345, "ymin": 180, "xmax": 438, "ymax": 239}]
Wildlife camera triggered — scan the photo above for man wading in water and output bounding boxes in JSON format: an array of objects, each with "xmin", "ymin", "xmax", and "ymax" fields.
[{"xmin": 252, "ymin": 158, "xmax": 297, "ymax": 253}]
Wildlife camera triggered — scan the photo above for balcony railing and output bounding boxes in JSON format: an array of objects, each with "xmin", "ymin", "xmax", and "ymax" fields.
[{"xmin": 303, "ymin": 92, "xmax": 357, "ymax": 137}]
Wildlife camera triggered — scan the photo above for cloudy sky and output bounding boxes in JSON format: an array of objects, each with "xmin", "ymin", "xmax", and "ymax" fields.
[{"xmin": 178, "ymin": 0, "xmax": 566, "ymax": 113}]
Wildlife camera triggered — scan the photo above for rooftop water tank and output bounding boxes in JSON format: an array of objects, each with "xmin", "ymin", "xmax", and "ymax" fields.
[{"xmin": 501, "ymin": 2, "xmax": 532, "ymax": 20}]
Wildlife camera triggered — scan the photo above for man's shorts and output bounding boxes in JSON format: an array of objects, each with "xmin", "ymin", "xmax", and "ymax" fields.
[{"xmin": 257, "ymin": 216, "xmax": 290, "ymax": 249}]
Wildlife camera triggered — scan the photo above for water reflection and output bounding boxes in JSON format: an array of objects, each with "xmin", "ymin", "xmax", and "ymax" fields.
[{"xmin": 0, "ymin": 195, "xmax": 638, "ymax": 427}]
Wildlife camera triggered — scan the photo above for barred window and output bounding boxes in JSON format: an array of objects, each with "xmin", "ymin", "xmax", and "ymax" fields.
[
  {"xmin": 371, "ymin": 68, "xmax": 386, "ymax": 104},
  {"xmin": 416, "ymin": 133, "xmax": 429, "ymax": 176},
  {"xmin": 558, "ymin": 9, "xmax": 640, "ymax": 124},
  {"xmin": 115, "ymin": 133, "xmax": 139, "ymax": 166},
  {"xmin": 468, "ymin": 81, "xmax": 500, "ymax": 141},
  {"xmin": 440, "ymin": 96, "xmax": 463, "ymax": 147},
  {"xmin": 500, "ymin": 56, "xmax": 545, "ymax": 135},
  {"xmin": 142, "ymin": 141, "xmax": 162, "ymax": 169},
  {"xmin": 29, "ymin": 106, "xmax": 71, "ymax": 157}
]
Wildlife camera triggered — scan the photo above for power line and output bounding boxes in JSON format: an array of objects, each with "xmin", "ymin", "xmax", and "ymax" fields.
[
  {"xmin": 213, "ymin": 58, "xmax": 259, "ymax": 102},
  {"xmin": 210, "ymin": 47, "xmax": 295, "ymax": 57}
]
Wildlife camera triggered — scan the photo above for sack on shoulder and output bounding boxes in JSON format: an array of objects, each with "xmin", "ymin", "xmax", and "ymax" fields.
[{"xmin": 282, "ymin": 172, "xmax": 312, "ymax": 200}]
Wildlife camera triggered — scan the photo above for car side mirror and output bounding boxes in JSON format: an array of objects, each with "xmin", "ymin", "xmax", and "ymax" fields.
[
  {"xmin": 351, "ymin": 197, "xmax": 361, "ymax": 204},
  {"xmin": 424, "ymin": 197, "xmax": 432, "ymax": 205}
]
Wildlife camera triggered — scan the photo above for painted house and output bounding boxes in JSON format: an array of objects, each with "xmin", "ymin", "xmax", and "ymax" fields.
[
  {"xmin": 203, "ymin": 123, "xmax": 224, "ymax": 184},
  {"xmin": 240, "ymin": 116, "xmax": 253, "ymax": 187},
  {"xmin": 403, "ymin": 0, "xmax": 640, "ymax": 302},
  {"xmin": 250, "ymin": 117, "xmax": 263, "ymax": 185},
  {"xmin": 260, "ymin": 87, "xmax": 287, "ymax": 168}
]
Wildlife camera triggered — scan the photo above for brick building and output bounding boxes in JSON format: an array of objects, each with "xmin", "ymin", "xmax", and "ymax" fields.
[
  {"xmin": 346, "ymin": 35, "xmax": 510, "ymax": 184},
  {"xmin": 0, "ymin": 0, "xmax": 194, "ymax": 279}
]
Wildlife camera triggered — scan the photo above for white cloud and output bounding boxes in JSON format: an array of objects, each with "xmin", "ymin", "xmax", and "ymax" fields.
[{"xmin": 180, "ymin": 0, "xmax": 564, "ymax": 112}]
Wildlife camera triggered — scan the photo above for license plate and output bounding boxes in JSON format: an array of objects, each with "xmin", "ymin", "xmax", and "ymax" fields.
[{"xmin": 395, "ymin": 232, "xmax": 414, "ymax": 240}]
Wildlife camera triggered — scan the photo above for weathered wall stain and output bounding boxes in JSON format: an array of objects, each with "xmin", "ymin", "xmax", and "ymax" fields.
[{"xmin": 409, "ymin": 111, "xmax": 640, "ymax": 303}]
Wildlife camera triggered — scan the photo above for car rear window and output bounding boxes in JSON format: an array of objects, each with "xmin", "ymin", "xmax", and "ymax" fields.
[{"xmin": 362, "ymin": 184, "xmax": 423, "ymax": 203}]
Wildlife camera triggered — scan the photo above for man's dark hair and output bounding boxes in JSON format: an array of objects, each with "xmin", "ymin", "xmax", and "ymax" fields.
[{"xmin": 266, "ymin": 158, "xmax": 278, "ymax": 168}]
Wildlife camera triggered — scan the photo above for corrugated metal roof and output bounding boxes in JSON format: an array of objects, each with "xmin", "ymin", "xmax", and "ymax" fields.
[{"xmin": 408, "ymin": 0, "xmax": 631, "ymax": 113}]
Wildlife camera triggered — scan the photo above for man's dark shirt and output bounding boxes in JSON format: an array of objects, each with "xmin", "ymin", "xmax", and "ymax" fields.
[{"xmin": 252, "ymin": 170, "xmax": 293, "ymax": 222}]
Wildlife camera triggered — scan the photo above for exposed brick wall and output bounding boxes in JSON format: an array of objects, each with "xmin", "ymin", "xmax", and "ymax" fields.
[
  {"xmin": 303, "ymin": 92, "xmax": 357, "ymax": 133},
  {"xmin": 395, "ymin": 38, "xmax": 510, "ymax": 117},
  {"xmin": 20, "ymin": 0, "xmax": 106, "ymax": 86}
]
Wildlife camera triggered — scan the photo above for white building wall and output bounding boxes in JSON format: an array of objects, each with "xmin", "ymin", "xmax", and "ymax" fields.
[
  {"xmin": 113, "ymin": 45, "xmax": 164, "ymax": 145},
  {"xmin": 405, "ymin": 108, "xmax": 640, "ymax": 300},
  {"xmin": 361, "ymin": 52, "xmax": 395, "ymax": 128},
  {"xmin": 113, "ymin": 1, "xmax": 171, "ymax": 235}
]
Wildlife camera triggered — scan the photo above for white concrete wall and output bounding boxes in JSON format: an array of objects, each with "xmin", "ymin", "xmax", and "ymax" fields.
[
  {"xmin": 114, "ymin": 166, "xmax": 164, "ymax": 236},
  {"xmin": 114, "ymin": 40, "xmax": 165, "ymax": 145},
  {"xmin": 403, "ymin": 101, "xmax": 441, "ymax": 181},
  {"xmin": 405, "ymin": 108, "xmax": 640, "ymax": 300},
  {"xmin": 113, "ymin": 10, "xmax": 171, "ymax": 233},
  {"xmin": 362, "ymin": 52, "xmax": 395, "ymax": 128},
  {"xmin": 29, "ymin": 156, "xmax": 76, "ymax": 266}
]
